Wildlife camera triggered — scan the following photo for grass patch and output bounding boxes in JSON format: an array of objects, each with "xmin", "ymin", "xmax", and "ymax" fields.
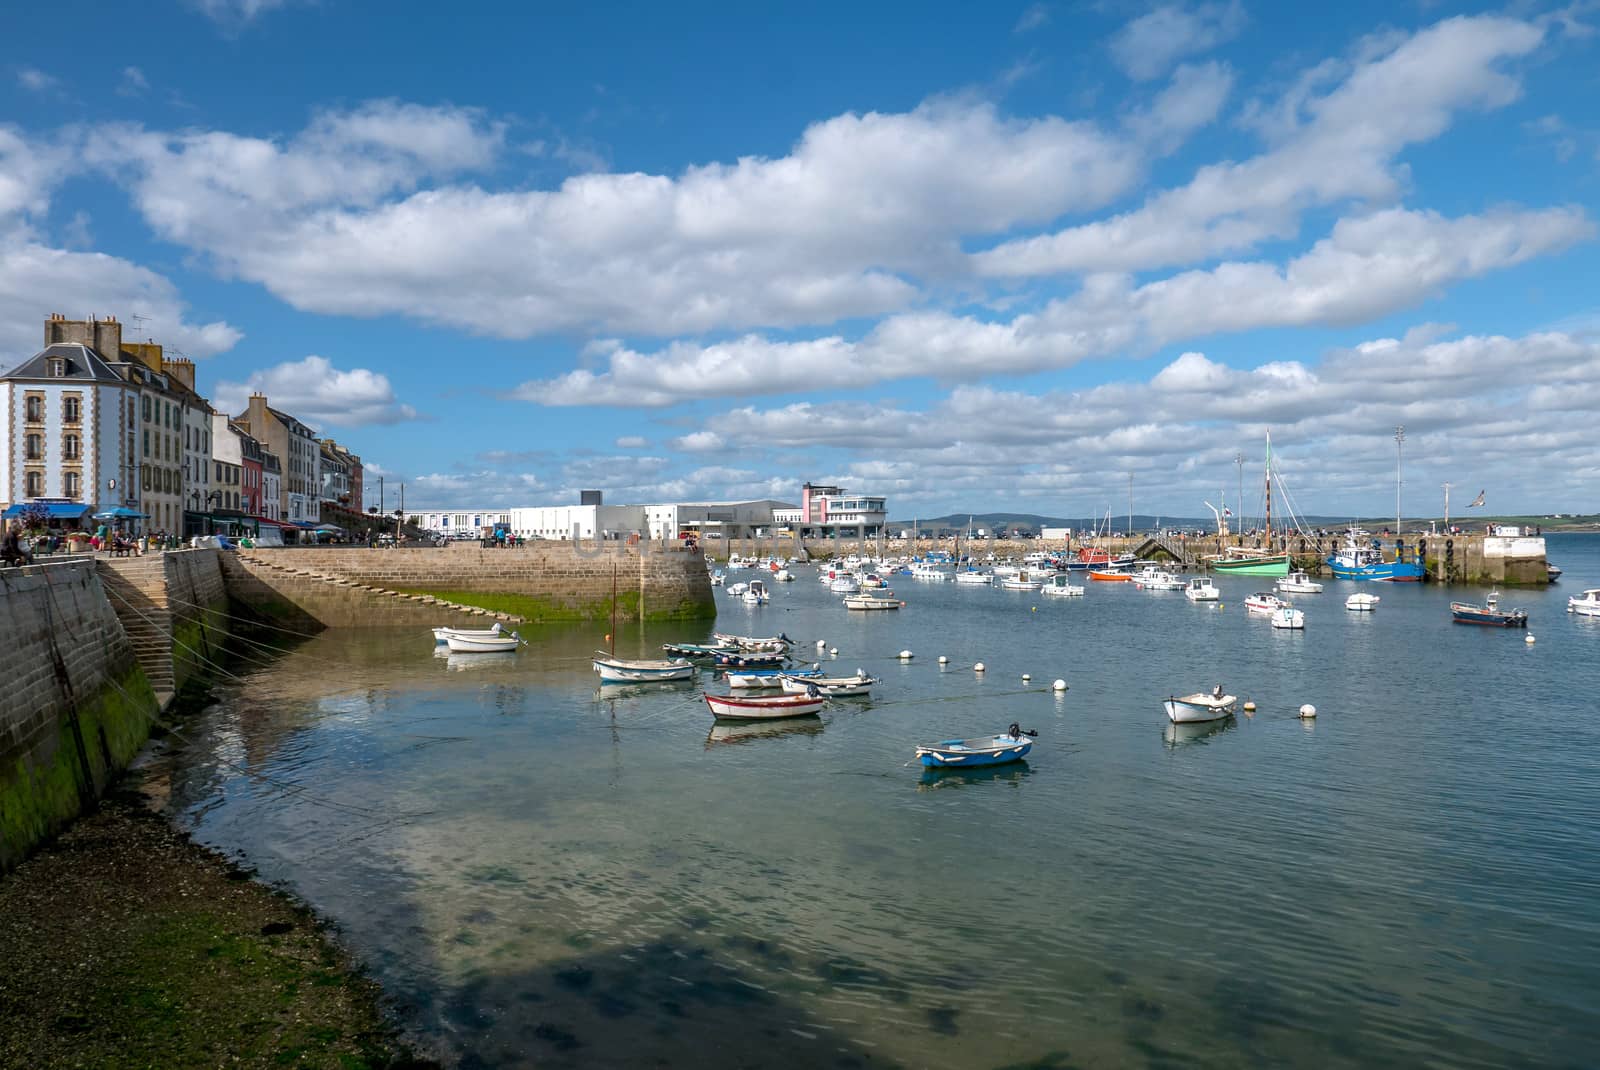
[{"xmin": 392, "ymin": 587, "xmax": 711, "ymax": 622}]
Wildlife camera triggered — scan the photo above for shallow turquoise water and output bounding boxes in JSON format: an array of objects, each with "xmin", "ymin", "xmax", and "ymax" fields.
[{"xmin": 158, "ymin": 534, "xmax": 1600, "ymax": 1067}]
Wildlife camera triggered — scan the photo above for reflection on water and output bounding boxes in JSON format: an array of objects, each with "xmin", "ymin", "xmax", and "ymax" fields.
[{"xmin": 155, "ymin": 535, "xmax": 1600, "ymax": 1069}]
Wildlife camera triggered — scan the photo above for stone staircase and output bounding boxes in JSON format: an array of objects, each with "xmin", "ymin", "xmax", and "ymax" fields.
[
  {"xmin": 236, "ymin": 552, "xmax": 527, "ymax": 625},
  {"xmin": 96, "ymin": 556, "xmax": 177, "ymax": 705}
]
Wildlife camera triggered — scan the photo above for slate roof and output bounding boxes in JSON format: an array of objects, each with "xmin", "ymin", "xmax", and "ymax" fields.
[{"xmin": 1, "ymin": 343, "xmax": 127, "ymax": 383}]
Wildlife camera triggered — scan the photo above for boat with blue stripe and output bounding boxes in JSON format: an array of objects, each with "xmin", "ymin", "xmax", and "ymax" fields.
[{"xmin": 915, "ymin": 725, "xmax": 1037, "ymax": 768}]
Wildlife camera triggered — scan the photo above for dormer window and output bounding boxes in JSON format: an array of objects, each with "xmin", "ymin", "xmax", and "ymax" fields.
[{"xmin": 49, "ymin": 358, "xmax": 66, "ymax": 377}]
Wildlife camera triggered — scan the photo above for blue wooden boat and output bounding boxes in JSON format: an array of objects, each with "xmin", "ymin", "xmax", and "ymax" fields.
[
  {"xmin": 712, "ymin": 651, "xmax": 787, "ymax": 668},
  {"xmin": 661, "ymin": 641, "xmax": 735, "ymax": 658},
  {"xmin": 915, "ymin": 725, "xmax": 1037, "ymax": 768},
  {"xmin": 1450, "ymin": 591, "xmax": 1528, "ymax": 627}
]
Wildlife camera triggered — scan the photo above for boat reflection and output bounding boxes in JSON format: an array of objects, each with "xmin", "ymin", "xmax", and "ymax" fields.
[
  {"xmin": 1163, "ymin": 717, "xmax": 1237, "ymax": 749},
  {"xmin": 593, "ymin": 679, "xmax": 697, "ymax": 702},
  {"xmin": 916, "ymin": 761, "xmax": 1032, "ymax": 790},
  {"xmin": 445, "ymin": 651, "xmax": 516, "ymax": 672},
  {"xmin": 705, "ymin": 715, "xmax": 824, "ymax": 746}
]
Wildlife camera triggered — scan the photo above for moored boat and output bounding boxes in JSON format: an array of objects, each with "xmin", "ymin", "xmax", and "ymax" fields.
[
  {"xmin": 1184, "ymin": 577, "xmax": 1220, "ymax": 602},
  {"xmin": 954, "ymin": 570, "xmax": 993, "ymax": 585},
  {"xmin": 1243, "ymin": 592, "xmax": 1284, "ymax": 613},
  {"xmin": 593, "ymin": 652, "xmax": 695, "ymax": 682},
  {"xmin": 1208, "ymin": 550, "xmax": 1291, "ymax": 577},
  {"xmin": 843, "ymin": 592, "xmax": 902, "ymax": 610},
  {"xmin": 1000, "ymin": 571, "xmax": 1042, "ymax": 591},
  {"xmin": 1163, "ymin": 691, "xmax": 1237, "ymax": 723},
  {"xmin": 712, "ymin": 650, "xmax": 788, "ymax": 668},
  {"xmin": 1089, "ymin": 568, "xmax": 1131, "ymax": 582},
  {"xmin": 704, "ymin": 691, "xmax": 827, "ymax": 720},
  {"xmin": 433, "ymin": 623, "xmax": 506, "ymax": 645},
  {"xmin": 1568, "ymin": 588, "xmax": 1600, "ymax": 617},
  {"xmin": 1326, "ymin": 534, "xmax": 1425, "ymax": 581},
  {"xmin": 1132, "ymin": 569, "xmax": 1184, "ymax": 591},
  {"xmin": 1269, "ymin": 606, "xmax": 1306, "ymax": 630},
  {"xmin": 661, "ymin": 641, "xmax": 735, "ymax": 658},
  {"xmin": 725, "ymin": 667, "xmax": 821, "ymax": 689},
  {"xmin": 1345, "ymin": 593, "xmax": 1381, "ymax": 611},
  {"xmin": 1040, "ymin": 574, "xmax": 1084, "ymax": 597},
  {"xmin": 445, "ymin": 632, "xmax": 522, "ymax": 653},
  {"xmin": 1277, "ymin": 571, "xmax": 1324, "ymax": 594},
  {"xmin": 780, "ymin": 670, "xmax": 877, "ymax": 697},
  {"xmin": 915, "ymin": 725, "xmax": 1037, "ymax": 768},
  {"xmin": 743, "ymin": 579, "xmax": 770, "ymax": 604},
  {"xmin": 1451, "ymin": 591, "xmax": 1528, "ymax": 627},
  {"xmin": 712, "ymin": 632, "xmax": 792, "ymax": 652}
]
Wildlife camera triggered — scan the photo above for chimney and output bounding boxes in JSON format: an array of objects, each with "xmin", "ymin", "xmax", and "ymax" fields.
[{"xmin": 246, "ymin": 392, "xmax": 269, "ymax": 433}]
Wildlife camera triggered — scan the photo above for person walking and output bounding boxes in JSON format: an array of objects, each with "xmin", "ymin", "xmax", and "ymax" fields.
[{"xmin": 2, "ymin": 521, "xmax": 34, "ymax": 567}]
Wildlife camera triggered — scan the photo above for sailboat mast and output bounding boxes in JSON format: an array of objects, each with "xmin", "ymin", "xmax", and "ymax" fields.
[{"xmin": 1264, "ymin": 434, "xmax": 1273, "ymax": 549}]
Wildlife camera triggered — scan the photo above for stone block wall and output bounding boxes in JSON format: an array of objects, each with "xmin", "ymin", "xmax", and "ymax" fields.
[
  {"xmin": 0, "ymin": 560, "xmax": 157, "ymax": 873},
  {"xmin": 219, "ymin": 553, "xmax": 504, "ymax": 629},
  {"xmin": 237, "ymin": 544, "xmax": 713, "ymax": 621}
]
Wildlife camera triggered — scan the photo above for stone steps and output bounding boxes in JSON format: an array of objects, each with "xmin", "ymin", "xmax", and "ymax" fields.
[{"xmin": 238, "ymin": 552, "xmax": 526, "ymax": 625}]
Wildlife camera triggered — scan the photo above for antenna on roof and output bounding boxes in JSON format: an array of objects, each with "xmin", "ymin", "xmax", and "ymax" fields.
[{"xmin": 130, "ymin": 312, "xmax": 151, "ymax": 338}]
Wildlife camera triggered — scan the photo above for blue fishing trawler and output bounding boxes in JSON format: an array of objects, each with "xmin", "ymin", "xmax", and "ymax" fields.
[{"xmin": 1326, "ymin": 534, "xmax": 1425, "ymax": 581}]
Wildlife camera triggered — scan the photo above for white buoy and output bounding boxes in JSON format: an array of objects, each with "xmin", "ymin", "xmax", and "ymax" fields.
[
  {"xmin": 898, "ymin": 650, "xmax": 914, "ymax": 660},
  {"xmin": 1243, "ymin": 700, "xmax": 1257, "ymax": 713},
  {"xmin": 1052, "ymin": 679, "xmax": 1067, "ymax": 691},
  {"xmin": 974, "ymin": 662, "xmax": 986, "ymax": 673},
  {"xmin": 816, "ymin": 639, "xmax": 826, "ymax": 649},
  {"xmin": 1525, "ymin": 634, "xmax": 1536, "ymax": 645},
  {"xmin": 1299, "ymin": 703, "xmax": 1317, "ymax": 719},
  {"xmin": 938, "ymin": 655, "xmax": 949, "ymax": 664},
  {"xmin": 1022, "ymin": 673, "xmax": 1031, "ymax": 682}
]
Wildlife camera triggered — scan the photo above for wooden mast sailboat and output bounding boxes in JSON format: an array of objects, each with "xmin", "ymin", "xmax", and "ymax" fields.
[{"xmin": 1210, "ymin": 435, "xmax": 1291, "ymax": 576}]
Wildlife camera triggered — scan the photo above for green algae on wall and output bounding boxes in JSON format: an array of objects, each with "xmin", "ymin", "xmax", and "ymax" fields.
[
  {"xmin": 394, "ymin": 587, "xmax": 713, "ymax": 622},
  {"xmin": 169, "ymin": 600, "xmax": 229, "ymax": 691},
  {"xmin": 0, "ymin": 664, "xmax": 156, "ymax": 871}
]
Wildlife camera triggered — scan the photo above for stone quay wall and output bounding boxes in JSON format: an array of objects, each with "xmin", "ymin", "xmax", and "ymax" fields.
[
  {"xmin": 1, "ymin": 559, "xmax": 157, "ymax": 873},
  {"xmin": 226, "ymin": 542, "xmax": 714, "ymax": 623},
  {"xmin": 219, "ymin": 552, "xmax": 506, "ymax": 629}
]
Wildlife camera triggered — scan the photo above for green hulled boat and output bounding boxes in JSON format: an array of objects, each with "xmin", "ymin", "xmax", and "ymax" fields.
[{"xmin": 1208, "ymin": 552, "xmax": 1290, "ymax": 577}]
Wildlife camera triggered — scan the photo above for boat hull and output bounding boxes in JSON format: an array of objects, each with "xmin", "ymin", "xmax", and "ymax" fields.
[
  {"xmin": 1326, "ymin": 559, "xmax": 1425, "ymax": 581},
  {"xmin": 915, "ymin": 736, "xmax": 1033, "ymax": 768},
  {"xmin": 1210, "ymin": 555, "xmax": 1290, "ymax": 576},
  {"xmin": 594, "ymin": 657, "xmax": 695, "ymax": 682},
  {"xmin": 446, "ymin": 634, "xmax": 520, "ymax": 653},
  {"xmin": 1163, "ymin": 694, "xmax": 1237, "ymax": 723},
  {"xmin": 704, "ymin": 693, "xmax": 827, "ymax": 720},
  {"xmin": 1450, "ymin": 606, "xmax": 1528, "ymax": 627}
]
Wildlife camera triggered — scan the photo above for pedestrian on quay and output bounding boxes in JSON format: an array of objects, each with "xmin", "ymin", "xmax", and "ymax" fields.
[{"xmin": 2, "ymin": 521, "xmax": 34, "ymax": 567}]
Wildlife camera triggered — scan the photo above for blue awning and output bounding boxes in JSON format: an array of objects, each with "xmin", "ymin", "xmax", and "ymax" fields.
[{"xmin": 2, "ymin": 502, "xmax": 95, "ymax": 520}]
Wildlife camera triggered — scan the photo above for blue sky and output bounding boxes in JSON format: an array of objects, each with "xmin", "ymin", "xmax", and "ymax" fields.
[{"xmin": 3, "ymin": 1, "xmax": 1598, "ymax": 520}]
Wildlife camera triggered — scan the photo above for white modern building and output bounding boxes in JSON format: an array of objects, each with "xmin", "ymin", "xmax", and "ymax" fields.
[
  {"xmin": 771, "ymin": 482, "xmax": 888, "ymax": 538},
  {"xmin": 406, "ymin": 498, "xmax": 800, "ymax": 541}
]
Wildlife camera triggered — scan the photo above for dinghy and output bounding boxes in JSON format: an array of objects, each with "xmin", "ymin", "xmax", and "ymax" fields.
[
  {"xmin": 1163, "ymin": 691, "xmax": 1237, "ymax": 723},
  {"xmin": 432, "ymin": 623, "xmax": 504, "ymax": 645},
  {"xmin": 712, "ymin": 650, "xmax": 788, "ymax": 668},
  {"xmin": 593, "ymin": 652, "xmax": 695, "ymax": 682},
  {"xmin": 712, "ymin": 632, "xmax": 792, "ymax": 652},
  {"xmin": 1345, "ymin": 593, "xmax": 1380, "ymax": 612},
  {"xmin": 704, "ymin": 691, "xmax": 827, "ymax": 720},
  {"xmin": 725, "ymin": 667, "xmax": 822, "ymax": 689},
  {"xmin": 780, "ymin": 669, "xmax": 876, "ymax": 696},
  {"xmin": 915, "ymin": 724, "xmax": 1037, "ymax": 768},
  {"xmin": 445, "ymin": 632, "xmax": 522, "ymax": 653}
]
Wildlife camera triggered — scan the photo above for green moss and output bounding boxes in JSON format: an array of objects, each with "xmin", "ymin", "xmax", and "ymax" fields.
[
  {"xmin": 170, "ymin": 600, "xmax": 229, "ymax": 690},
  {"xmin": 0, "ymin": 663, "xmax": 156, "ymax": 871},
  {"xmin": 391, "ymin": 586, "xmax": 710, "ymax": 622}
]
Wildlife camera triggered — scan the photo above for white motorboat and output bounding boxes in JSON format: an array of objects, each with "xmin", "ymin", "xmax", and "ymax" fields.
[
  {"xmin": 1163, "ymin": 691, "xmax": 1238, "ymax": 723},
  {"xmin": 710, "ymin": 571, "xmax": 726, "ymax": 587},
  {"xmin": 1277, "ymin": 571, "xmax": 1324, "ymax": 594},
  {"xmin": 1243, "ymin": 592, "xmax": 1284, "ymax": 613},
  {"xmin": 1000, "ymin": 571, "xmax": 1042, "ymax": 591},
  {"xmin": 954, "ymin": 570, "xmax": 993, "ymax": 585},
  {"xmin": 726, "ymin": 582, "xmax": 749, "ymax": 597},
  {"xmin": 830, "ymin": 576, "xmax": 860, "ymax": 594},
  {"xmin": 780, "ymin": 670, "xmax": 877, "ymax": 697},
  {"xmin": 843, "ymin": 592, "xmax": 901, "ymax": 610},
  {"xmin": 743, "ymin": 579, "xmax": 770, "ymax": 604},
  {"xmin": 1568, "ymin": 588, "xmax": 1600, "ymax": 617},
  {"xmin": 1133, "ymin": 570, "xmax": 1185, "ymax": 591},
  {"xmin": 445, "ymin": 632, "xmax": 522, "ymax": 653},
  {"xmin": 1346, "ymin": 593, "xmax": 1381, "ymax": 612},
  {"xmin": 911, "ymin": 564, "xmax": 950, "ymax": 581},
  {"xmin": 1040, "ymin": 574, "xmax": 1084, "ymax": 597},
  {"xmin": 1270, "ymin": 606, "xmax": 1306, "ymax": 630},
  {"xmin": 989, "ymin": 564, "xmax": 1021, "ymax": 579},
  {"xmin": 432, "ymin": 623, "xmax": 505, "ymax": 645},
  {"xmin": 859, "ymin": 572, "xmax": 889, "ymax": 589},
  {"xmin": 593, "ymin": 652, "xmax": 695, "ymax": 682},
  {"xmin": 1184, "ymin": 578, "xmax": 1220, "ymax": 602},
  {"xmin": 774, "ymin": 569, "xmax": 793, "ymax": 582}
]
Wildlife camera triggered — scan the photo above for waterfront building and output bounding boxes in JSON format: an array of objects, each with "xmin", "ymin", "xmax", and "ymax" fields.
[
  {"xmin": 771, "ymin": 482, "xmax": 888, "ymax": 538},
  {"xmin": 238, "ymin": 427, "xmax": 266, "ymax": 519},
  {"xmin": 260, "ymin": 448, "xmax": 282, "ymax": 522},
  {"xmin": 234, "ymin": 393, "xmax": 321, "ymax": 526},
  {"xmin": 642, "ymin": 500, "xmax": 796, "ymax": 541},
  {"xmin": 319, "ymin": 439, "xmax": 361, "ymax": 511}
]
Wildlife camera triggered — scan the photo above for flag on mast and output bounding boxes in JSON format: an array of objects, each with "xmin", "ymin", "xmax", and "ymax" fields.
[{"xmin": 1467, "ymin": 490, "xmax": 1486, "ymax": 508}]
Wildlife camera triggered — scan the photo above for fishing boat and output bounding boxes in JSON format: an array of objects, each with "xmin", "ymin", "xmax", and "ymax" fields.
[
  {"xmin": 1163, "ymin": 690, "xmax": 1237, "ymax": 723},
  {"xmin": 915, "ymin": 725, "xmax": 1037, "ymax": 768},
  {"xmin": 1132, "ymin": 569, "xmax": 1184, "ymax": 591},
  {"xmin": 1089, "ymin": 568, "xmax": 1132, "ymax": 582},
  {"xmin": 432, "ymin": 623, "xmax": 506, "ymax": 645},
  {"xmin": 1277, "ymin": 571, "xmax": 1324, "ymax": 594},
  {"xmin": 1270, "ymin": 606, "xmax": 1305, "ymax": 630},
  {"xmin": 843, "ymin": 592, "xmax": 902, "ymax": 610},
  {"xmin": 1451, "ymin": 591, "xmax": 1528, "ymax": 627},
  {"xmin": 743, "ymin": 579, "xmax": 770, "ymax": 604},
  {"xmin": 955, "ymin": 570, "xmax": 993, "ymax": 585},
  {"xmin": 1000, "ymin": 571, "xmax": 1042, "ymax": 591},
  {"xmin": 704, "ymin": 691, "xmax": 827, "ymax": 720},
  {"xmin": 445, "ymin": 632, "xmax": 522, "ymax": 653},
  {"xmin": 780, "ymin": 670, "xmax": 876, "ymax": 696},
  {"xmin": 1243, "ymin": 592, "xmax": 1284, "ymax": 613},
  {"xmin": 725, "ymin": 667, "xmax": 822, "ymax": 689},
  {"xmin": 1568, "ymin": 588, "xmax": 1600, "ymax": 617},
  {"xmin": 593, "ymin": 652, "xmax": 695, "ymax": 682},
  {"xmin": 1040, "ymin": 574, "xmax": 1084, "ymax": 597},
  {"xmin": 1326, "ymin": 533, "xmax": 1425, "ymax": 581},
  {"xmin": 712, "ymin": 650, "xmax": 788, "ymax": 668},
  {"xmin": 712, "ymin": 632, "xmax": 792, "ymax": 652},
  {"xmin": 1345, "ymin": 593, "xmax": 1380, "ymax": 611},
  {"xmin": 1184, "ymin": 578, "xmax": 1220, "ymax": 602}
]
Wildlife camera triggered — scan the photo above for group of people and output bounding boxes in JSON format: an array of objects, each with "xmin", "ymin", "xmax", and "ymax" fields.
[{"xmin": 2, "ymin": 521, "xmax": 33, "ymax": 567}]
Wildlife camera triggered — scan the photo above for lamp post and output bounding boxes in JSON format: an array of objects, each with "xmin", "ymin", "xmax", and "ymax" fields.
[
  {"xmin": 1234, "ymin": 451, "xmax": 1244, "ymax": 539},
  {"xmin": 1394, "ymin": 426, "xmax": 1405, "ymax": 536}
]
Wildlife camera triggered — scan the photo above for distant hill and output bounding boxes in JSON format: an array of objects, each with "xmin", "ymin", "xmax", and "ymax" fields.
[{"xmin": 888, "ymin": 511, "xmax": 1600, "ymax": 534}]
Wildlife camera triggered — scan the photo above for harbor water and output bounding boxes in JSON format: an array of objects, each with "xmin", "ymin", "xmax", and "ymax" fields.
[{"xmin": 149, "ymin": 533, "xmax": 1600, "ymax": 1067}]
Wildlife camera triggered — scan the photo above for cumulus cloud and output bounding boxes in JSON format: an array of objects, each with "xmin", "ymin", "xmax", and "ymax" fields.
[
  {"xmin": 1109, "ymin": 1, "xmax": 1245, "ymax": 82},
  {"xmin": 516, "ymin": 206, "xmax": 1591, "ymax": 406},
  {"xmin": 97, "ymin": 96, "xmax": 1181, "ymax": 339},
  {"xmin": 16, "ymin": 67, "xmax": 60, "ymax": 93},
  {"xmin": 979, "ymin": 14, "xmax": 1548, "ymax": 277},
  {"xmin": 210, "ymin": 356, "xmax": 418, "ymax": 428}
]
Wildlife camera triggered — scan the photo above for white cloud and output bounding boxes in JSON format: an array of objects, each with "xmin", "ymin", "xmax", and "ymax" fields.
[
  {"xmin": 517, "ymin": 206, "xmax": 1591, "ymax": 406},
  {"xmin": 979, "ymin": 14, "xmax": 1547, "ymax": 277},
  {"xmin": 17, "ymin": 67, "xmax": 60, "ymax": 93},
  {"xmin": 187, "ymin": 0, "xmax": 291, "ymax": 26},
  {"xmin": 1109, "ymin": 1, "xmax": 1245, "ymax": 81},
  {"xmin": 671, "ymin": 430, "xmax": 726, "ymax": 452},
  {"xmin": 117, "ymin": 66, "xmax": 149, "ymax": 97},
  {"xmin": 1014, "ymin": 3, "xmax": 1050, "ymax": 33},
  {"xmin": 101, "ymin": 97, "xmax": 1167, "ymax": 339},
  {"xmin": 613, "ymin": 435, "xmax": 649, "ymax": 448},
  {"xmin": 209, "ymin": 356, "xmax": 418, "ymax": 428}
]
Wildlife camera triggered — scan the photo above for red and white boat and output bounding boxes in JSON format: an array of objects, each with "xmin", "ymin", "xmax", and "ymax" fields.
[{"xmin": 703, "ymin": 692, "xmax": 827, "ymax": 720}]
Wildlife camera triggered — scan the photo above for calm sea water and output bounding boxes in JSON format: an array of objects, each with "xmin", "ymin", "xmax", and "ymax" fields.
[{"xmin": 152, "ymin": 534, "xmax": 1600, "ymax": 1068}]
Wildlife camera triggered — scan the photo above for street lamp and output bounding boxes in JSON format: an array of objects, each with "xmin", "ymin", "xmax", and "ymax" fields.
[{"xmin": 1394, "ymin": 425, "xmax": 1405, "ymax": 535}]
